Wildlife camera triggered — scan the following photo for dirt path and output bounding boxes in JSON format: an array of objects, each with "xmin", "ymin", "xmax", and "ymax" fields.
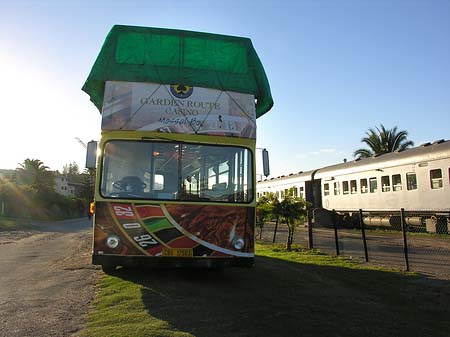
[{"xmin": 0, "ymin": 218, "xmax": 100, "ymax": 337}]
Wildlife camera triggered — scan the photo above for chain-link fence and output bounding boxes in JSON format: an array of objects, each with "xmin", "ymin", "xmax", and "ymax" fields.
[{"xmin": 258, "ymin": 209, "xmax": 450, "ymax": 280}]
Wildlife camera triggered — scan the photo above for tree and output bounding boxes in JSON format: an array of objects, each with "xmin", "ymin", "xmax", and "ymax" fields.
[
  {"xmin": 256, "ymin": 192, "xmax": 277, "ymax": 239},
  {"xmin": 79, "ymin": 168, "xmax": 96, "ymax": 202},
  {"xmin": 279, "ymin": 188, "xmax": 307, "ymax": 251},
  {"xmin": 63, "ymin": 162, "xmax": 80, "ymax": 176},
  {"xmin": 353, "ymin": 124, "xmax": 414, "ymax": 159},
  {"xmin": 15, "ymin": 159, "xmax": 55, "ymax": 193}
]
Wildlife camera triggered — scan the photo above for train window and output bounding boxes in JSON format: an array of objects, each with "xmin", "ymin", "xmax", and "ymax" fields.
[
  {"xmin": 392, "ymin": 174, "xmax": 402, "ymax": 191},
  {"xmin": 334, "ymin": 182, "xmax": 340, "ymax": 195},
  {"xmin": 430, "ymin": 169, "xmax": 443, "ymax": 189},
  {"xmin": 324, "ymin": 183, "xmax": 330, "ymax": 196},
  {"xmin": 369, "ymin": 177, "xmax": 378, "ymax": 193},
  {"xmin": 292, "ymin": 187, "xmax": 298, "ymax": 197},
  {"xmin": 381, "ymin": 176, "xmax": 390, "ymax": 192},
  {"xmin": 350, "ymin": 180, "xmax": 357, "ymax": 194},
  {"xmin": 360, "ymin": 178, "xmax": 368, "ymax": 194},
  {"xmin": 406, "ymin": 173, "xmax": 417, "ymax": 190},
  {"xmin": 342, "ymin": 181, "xmax": 349, "ymax": 194}
]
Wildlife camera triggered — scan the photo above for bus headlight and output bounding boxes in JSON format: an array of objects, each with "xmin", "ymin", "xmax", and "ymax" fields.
[
  {"xmin": 106, "ymin": 235, "xmax": 120, "ymax": 249},
  {"xmin": 232, "ymin": 237, "xmax": 245, "ymax": 250}
]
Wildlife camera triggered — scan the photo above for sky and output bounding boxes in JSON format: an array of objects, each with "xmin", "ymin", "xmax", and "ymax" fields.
[{"xmin": 1, "ymin": 0, "xmax": 449, "ymax": 178}]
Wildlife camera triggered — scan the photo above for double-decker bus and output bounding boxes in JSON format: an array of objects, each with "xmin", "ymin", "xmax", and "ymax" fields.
[{"xmin": 82, "ymin": 25, "xmax": 273, "ymax": 272}]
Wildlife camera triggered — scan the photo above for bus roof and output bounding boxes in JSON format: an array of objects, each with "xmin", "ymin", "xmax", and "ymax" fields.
[{"xmin": 82, "ymin": 25, "xmax": 273, "ymax": 118}]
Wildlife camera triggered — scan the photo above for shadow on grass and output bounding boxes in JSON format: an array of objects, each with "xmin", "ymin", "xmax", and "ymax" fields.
[{"xmin": 112, "ymin": 256, "xmax": 450, "ymax": 337}]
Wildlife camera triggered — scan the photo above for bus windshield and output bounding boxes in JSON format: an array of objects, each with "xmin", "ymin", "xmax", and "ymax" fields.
[{"xmin": 100, "ymin": 140, "xmax": 253, "ymax": 203}]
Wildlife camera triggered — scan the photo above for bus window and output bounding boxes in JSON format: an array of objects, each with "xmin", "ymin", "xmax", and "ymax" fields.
[
  {"xmin": 392, "ymin": 174, "xmax": 402, "ymax": 191},
  {"xmin": 101, "ymin": 141, "xmax": 177, "ymax": 199},
  {"xmin": 360, "ymin": 178, "xmax": 368, "ymax": 194},
  {"xmin": 154, "ymin": 174, "xmax": 164, "ymax": 190},
  {"xmin": 430, "ymin": 169, "xmax": 443, "ymax": 189},
  {"xmin": 369, "ymin": 177, "xmax": 377, "ymax": 193},
  {"xmin": 182, "ymin": 144, "xmax": 252, "ymax": 202},
  {"xmin": 324, "ymin": 183, "xmax": 330, "ymax": 196},
  {"xmin": 101, "ymin": 140, "xmax": 253, "ymax": 203},
  {"xmin": 342, "ymin": 181, "xmax": 349, "ymax": 195},
  {"xmin": 406, "ymin": 173, "xmax": 417, "ymax": 190},
  {"xmin": 350, "ymin": 180, "xmax": 357, "ymax": 194},
  {"xmin": 381, "ymin": 176, "xmax": 390, "ymax": 192}
]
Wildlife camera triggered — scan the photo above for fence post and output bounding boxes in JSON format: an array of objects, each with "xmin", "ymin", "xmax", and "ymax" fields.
[
  {"xmin": 400, "ymin": 208, "xmax": 410, "ymax": 272},
  {"xmin": 332, "ymin": 209, "xmax": 340, "ymax": 256},
  {"xmin": 272, "ymin": 217, "xmax": 279, "ymax": 243},
  {"xmin": 359, "ymin": 209, "xmax": 369, "ymax": 262},
  {"xmin": 308, "ymin": 207, "xmax": 314, "ymax": 249}
]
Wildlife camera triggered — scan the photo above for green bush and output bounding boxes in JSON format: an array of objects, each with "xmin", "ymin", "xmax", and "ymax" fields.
[{"xmin": 0, "ymin": 181, "xmax": 86, "ymax": 220}]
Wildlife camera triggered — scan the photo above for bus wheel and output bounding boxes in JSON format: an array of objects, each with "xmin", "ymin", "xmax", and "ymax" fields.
[{"xmin": 101, "ymin": 264, "xmax": 117, "ymax": 274}]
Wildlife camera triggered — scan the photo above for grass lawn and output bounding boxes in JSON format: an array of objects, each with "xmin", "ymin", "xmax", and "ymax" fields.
[
  {"xmin": 0, "ymin": 216, "xmax": 36, "ymax": 231},
  {"xmin": 83, "ymin": 243, "xmax": 450, "ymax": 337}
]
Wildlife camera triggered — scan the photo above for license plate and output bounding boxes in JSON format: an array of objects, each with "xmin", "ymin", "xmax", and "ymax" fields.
[{"xmin": 162, "ymin": 248, "xmax": 193, "ymax": 257}]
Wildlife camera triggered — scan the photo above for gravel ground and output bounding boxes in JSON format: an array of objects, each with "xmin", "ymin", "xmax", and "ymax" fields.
[{"xmin": 0, "ymin": 218, "xmax": 100, "ymax": 337}]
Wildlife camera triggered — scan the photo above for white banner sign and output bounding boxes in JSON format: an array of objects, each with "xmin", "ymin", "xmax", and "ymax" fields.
[{"xmin": 102, "ymin": 81, "xmax": 256, "ymax": 139}]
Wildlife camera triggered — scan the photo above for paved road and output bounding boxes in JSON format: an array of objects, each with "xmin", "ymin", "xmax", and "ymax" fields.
[{"xmin": 0, "ymin": 218, "xmax": 99, "ymax": 337}]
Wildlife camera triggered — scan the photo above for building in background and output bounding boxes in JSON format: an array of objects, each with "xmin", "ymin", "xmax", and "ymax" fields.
[{"xmin": 54, "ymin": 174, "xmax": 82, "ymax": 197}]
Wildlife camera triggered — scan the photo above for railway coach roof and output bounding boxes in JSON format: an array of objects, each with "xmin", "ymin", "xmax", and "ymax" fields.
[
  {"xmin": 315, "ymin": 140, "xmax": 450, "ymax": 179},
  {"xmin": 258, "ymin": 170, "xmax": 316, "ymax": 186},
  {"xmin": 82, "ymin": 25, "xmax": 273, "ymax": 118}
]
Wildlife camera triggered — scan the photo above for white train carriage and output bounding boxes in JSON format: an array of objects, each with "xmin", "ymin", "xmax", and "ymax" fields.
[
  {"xmin": 315, "ymin": 140, "xmax": 450, "ymax": 212},
  {"xmin": 257, "ymin": 170, "xmax": 315, "ymax": 202}
]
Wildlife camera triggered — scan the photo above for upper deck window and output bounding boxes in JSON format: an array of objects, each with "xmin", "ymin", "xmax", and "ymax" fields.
[
  {"xmin": 100, "ymin": 140, "xmax": 253, "ymax": 203},
  {"xmin": 430, "ymin": 169, "xmax": 443, "ymax": 189}
]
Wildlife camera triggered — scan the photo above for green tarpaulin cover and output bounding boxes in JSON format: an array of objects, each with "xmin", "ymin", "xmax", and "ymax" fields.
[{"xmin": 82, "ymin": 25, "xmax": 273, "ymax": 118}]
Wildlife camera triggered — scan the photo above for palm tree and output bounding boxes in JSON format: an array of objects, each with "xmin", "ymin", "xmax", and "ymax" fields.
[
  {"xmin": 353, "ymin": 124, "xmax": 414, "ymax": 159},
  {"xmin": 15, "ymin": 159, "xmax": 54, "ymax": 192}
]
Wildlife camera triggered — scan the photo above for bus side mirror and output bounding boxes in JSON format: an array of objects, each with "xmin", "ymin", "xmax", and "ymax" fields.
[
  {"xmin": 86, "ymin": 141, "xmax": 98, "ymax": 169},
  {"xmin": 262, "ymin": 148, "xmax": 270, "ymax": 177}
]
